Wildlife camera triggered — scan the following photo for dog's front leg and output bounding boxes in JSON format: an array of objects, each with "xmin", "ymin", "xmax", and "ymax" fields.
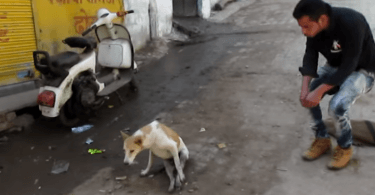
[
  {"xmin": 169, "ymin": 147, "xmax": 185, "ymax": 182},
  {"xmin": 141, "ymin": 150, "xmax": 154, "ymax": 176}
]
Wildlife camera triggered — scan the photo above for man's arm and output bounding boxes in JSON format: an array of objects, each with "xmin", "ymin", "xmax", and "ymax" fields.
[
  {"xmin": 299, "ymin": 38, "xmax": 319, "ymax": 78},
  {"xmin": 299, "ymin": 39, "xmax": 319, "ymax": 107}
]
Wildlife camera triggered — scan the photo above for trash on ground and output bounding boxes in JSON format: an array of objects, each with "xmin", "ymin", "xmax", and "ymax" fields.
[
  {"xmin": 85, "ymin": 138, "xmax": 94, "ymax": 145},
  {"xmin": 38, "ymin": 186, "xmax": 41, "ymax": 190},
  {"xmin": 0, "ymin": 136, "xmax": 8, "ymax": 142},
  {"xmin": 99, "ymin": 190, "xmax": 106, "ymax": 193},
  {"xmin": 72, "ymin": 124, "xmax": 94, "ymax": 134},
  {"xmin": 34, "ymin": 179, "xmax": 39, "ymax": 185},
  {"xmin": 31, "ymin": 146, "xmax": 35, "ymax": 150},
  {"xmin": 88, "ymin": 149, "xmax": 104, "ymax": 154},
  {"xmin": 108, "ymin": 105, "xmax": 114, "ymax": 108},
  {"xmin": 115, "ymin": 176, "xmax": 127, "ymax": 181},
  {"xmin": 217, "ymin": 143, "xmax": 227, "ymax": 149},
  {"xmin": 48, "ymin": 146, "xmax": 57, "ymax": 150},
  {"xmin": 148, "ymin": 174, "xmax": 154, "ymax": 178},
  {"xmin": 199, "ymin": 128, "xmax": 206, "ymax": 132},
  {"xmin": 123, "ymin": 127, "xmax": 130, "ymax": 131},
  {"xmin": 51, "ymin": 160, "xmax": 70, "ymax": 174},
  {"xmin": 45, "ymin": 156, "xmax": 52, "ymax": 162}
]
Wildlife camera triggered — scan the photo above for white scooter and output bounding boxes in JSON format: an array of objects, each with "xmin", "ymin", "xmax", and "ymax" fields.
[{"xmin": 33, "ymin": 8, "xmax": 138, "ymax": 126}]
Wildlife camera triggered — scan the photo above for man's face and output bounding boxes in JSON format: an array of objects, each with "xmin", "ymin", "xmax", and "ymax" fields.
[{"xmin": 297, "ymin": 15, "xmax": 324, "ymax": 37}]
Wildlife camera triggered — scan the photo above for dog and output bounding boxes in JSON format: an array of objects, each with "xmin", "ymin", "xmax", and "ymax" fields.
[{"xmin": 121, "ymin": 120, "xmax": 189, "ymax": 192}]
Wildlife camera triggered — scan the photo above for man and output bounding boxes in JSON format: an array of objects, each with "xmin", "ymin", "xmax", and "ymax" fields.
[{"xmin": 293, "ymin": 0, "xmax": 375, "ymax": 169}]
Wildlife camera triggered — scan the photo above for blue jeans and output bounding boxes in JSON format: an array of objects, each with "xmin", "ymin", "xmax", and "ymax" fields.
[{"xmin": 309, "ymin": 64, "xmax": 375, "ymax": 148}]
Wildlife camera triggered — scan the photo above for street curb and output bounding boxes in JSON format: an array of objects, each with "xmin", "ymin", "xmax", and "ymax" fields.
[{"xmin": 208, "ymin": 0, "xmax": 257, "ymax": 23}]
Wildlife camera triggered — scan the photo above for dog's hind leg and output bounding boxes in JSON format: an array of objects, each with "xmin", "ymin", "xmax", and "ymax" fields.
[
  {"xmin": 175, "ymin": 150, "xmax": 189, "ymax": 189},
  {"xmin": 163, "ymin": 159, "xmax": 176, "ymax": 192}
]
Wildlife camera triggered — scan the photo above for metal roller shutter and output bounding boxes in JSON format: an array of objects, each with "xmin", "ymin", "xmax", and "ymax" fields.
[{"xmin": 0, "ymin": 0, "xmax": 38, "ymax": 86}]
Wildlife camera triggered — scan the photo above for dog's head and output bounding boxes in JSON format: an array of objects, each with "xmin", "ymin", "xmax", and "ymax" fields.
[{"xmin": 121, "ymin": 131, "xmax": 144, "ymax": 165}]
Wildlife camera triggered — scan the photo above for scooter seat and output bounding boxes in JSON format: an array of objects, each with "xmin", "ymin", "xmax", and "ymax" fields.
[{"xmin": 50, "ymin": 51, "xmax": 80, "ymax": 69}]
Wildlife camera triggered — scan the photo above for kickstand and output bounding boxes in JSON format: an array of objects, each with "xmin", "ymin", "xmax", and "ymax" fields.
[{"xmin": 116, "ymin": 91, "xmax": 125, "ymax": 105}]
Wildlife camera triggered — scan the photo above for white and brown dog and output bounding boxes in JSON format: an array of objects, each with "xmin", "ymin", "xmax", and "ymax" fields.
[{"xmin": 121, "ymin": 120, "xmax": 189, "ymax": 192}]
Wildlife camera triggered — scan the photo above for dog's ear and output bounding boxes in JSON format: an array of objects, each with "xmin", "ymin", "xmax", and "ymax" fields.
[
  {"xmin": 134, "ymin": 138, "xmax": 142, "ymax": 146},
  {"xmin": 120, "ymin": 131, "xmax": 130, "ymax": 141}
]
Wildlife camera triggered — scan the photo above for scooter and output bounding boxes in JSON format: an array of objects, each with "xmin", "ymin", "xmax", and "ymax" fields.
[{"xmin": 33, "ymin": 8, "xmax": 138, "ymax": 126}]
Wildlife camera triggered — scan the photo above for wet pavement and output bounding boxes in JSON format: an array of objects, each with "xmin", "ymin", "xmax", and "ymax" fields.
[{"xmin": 2, "ymin": 0, "xmax": 375, "ymax": 194}]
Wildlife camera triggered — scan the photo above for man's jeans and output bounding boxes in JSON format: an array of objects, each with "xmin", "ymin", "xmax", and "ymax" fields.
[{"xmin": 309, "ymin": 64, "xmax": 375, "ymax": 148}]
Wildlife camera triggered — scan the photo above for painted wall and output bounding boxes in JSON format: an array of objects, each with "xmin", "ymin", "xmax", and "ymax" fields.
[
  {"xmin": 33, "ymin": 0, "xmax": 124, "ymax": 55},
  {"xmin": 124, "ymin": 0, "xmax": 173, "ymax": 50}
]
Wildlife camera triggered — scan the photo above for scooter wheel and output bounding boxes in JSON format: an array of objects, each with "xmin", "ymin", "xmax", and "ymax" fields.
[{"xmin": 59, "ymin": 102, "xmax": 80, "ymax": 127}]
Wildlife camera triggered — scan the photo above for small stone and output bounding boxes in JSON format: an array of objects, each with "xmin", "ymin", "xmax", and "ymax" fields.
[
  {"xmin": 115, "ymin": 184, "xmax": 123, "ymax": 190},
  {"xmin": 38, "ymin": 186, "xmax": 41, "ymax": 190},
  {"xmin": 34, "ymin": 179, "xmax": 39, "ymax": 185},
  {"xmin": 226, "ymin": 182, "xmax": 232, "ymax": 186},
  {"xmin": 276, "ymin": 167, "xmax": 287, "ymax": 171},
  {"xmin": 99, "ymin": 190, "xmax": 106, "ymax": 193},
  {"xmin": 148, "ymin": 174, "xmax": 154, "ymax": 178},
  {"xmin": 31, "ymin": 146, "xmax": 35, "ymax": 150},
  {"xmin": 188, "ymin": 189, "xmax": 194, "ymax": 193}
]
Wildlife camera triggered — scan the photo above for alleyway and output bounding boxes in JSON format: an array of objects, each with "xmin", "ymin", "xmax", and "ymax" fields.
[{"xmin": 1, "ymin": 0, "xmax": 375, "ymax": 195}]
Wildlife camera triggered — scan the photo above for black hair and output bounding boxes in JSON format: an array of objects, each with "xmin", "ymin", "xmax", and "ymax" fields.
[{"xmin": 293, "ymin": 0, "xmax": 331, "ymax": 21}]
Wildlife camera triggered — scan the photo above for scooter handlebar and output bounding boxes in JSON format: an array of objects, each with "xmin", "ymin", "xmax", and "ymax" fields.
[
  {"xmin": 82, "ymin": 24, "xmax": 97, "ymax": 36},
  {"xmin": 116, "ymin": 10, "xmax": 134, "ymax": 17}
]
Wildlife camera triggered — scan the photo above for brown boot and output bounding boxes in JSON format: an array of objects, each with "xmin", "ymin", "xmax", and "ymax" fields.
[
  {"xmin": 302, "ymin": 138, "xmax": 331, "ymax": 160},
  {"xmin": 327, "ymin": 145, "xmax": 353, "ymax": 170}
]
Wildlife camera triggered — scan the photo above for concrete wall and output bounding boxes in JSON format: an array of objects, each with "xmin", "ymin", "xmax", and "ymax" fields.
[{"xmin": 124, "ymin": 0, "xmax": 173, "ymax": 51}]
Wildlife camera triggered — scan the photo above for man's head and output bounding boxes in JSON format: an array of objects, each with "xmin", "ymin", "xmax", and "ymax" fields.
[{"xmin": 293, "ymin": 0, "xmax": 331, "ymax": 37}]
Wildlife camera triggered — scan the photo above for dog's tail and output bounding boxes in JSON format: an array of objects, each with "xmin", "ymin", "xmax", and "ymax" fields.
[{"xmin": 179, "ymin": 138, "xmax": 189, "ymax": 160}]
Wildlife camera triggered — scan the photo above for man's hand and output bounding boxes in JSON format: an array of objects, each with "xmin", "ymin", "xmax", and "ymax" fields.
[
  {"xmin": 300, "ymin": 89, "xmax": 309, "ymax": 106},
  {"xmin": 302, "ymin": 90, "xmax": 323, "ymax": 108}
]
